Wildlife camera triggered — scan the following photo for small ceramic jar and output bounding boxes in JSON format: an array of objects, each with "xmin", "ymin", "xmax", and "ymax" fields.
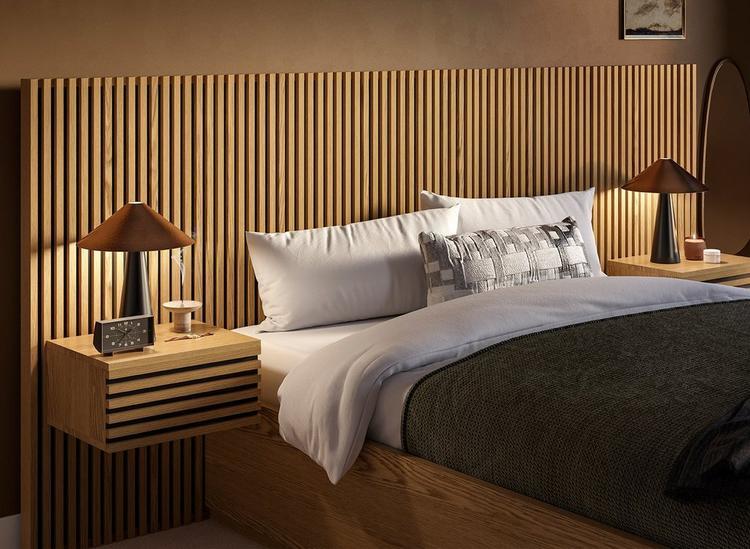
[{"xmin": 703, "ymin": 248, "xmax": 721, "ymax": 264}]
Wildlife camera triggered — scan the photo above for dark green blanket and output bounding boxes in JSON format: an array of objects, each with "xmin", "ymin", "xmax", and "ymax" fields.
[{"xmin": 402, "ymin": 300, "xmax": 750, "ymax": 549}]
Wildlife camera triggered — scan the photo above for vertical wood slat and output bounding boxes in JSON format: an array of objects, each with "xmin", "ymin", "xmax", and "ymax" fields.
[
  {"xmin": 22, "ymin": 64, "xmax": 695, "ymax": 548},
  {"xmin": 20, "ymin": 78, "xmax": 38, "ymax": 549},
  {"xmin": 226, "ymin": 74, "xmax": 236, "ymax": 328},
  {"xmin": 147, "ymin": 77, "xmax": 159, "ymax": 323},
  {"xmin": 158, "ymin": 76, "xmax": 170, "ymax": 326},
  {"xmin": 194, "ymin": 75, "xmax": 204, "ymax": 322},
  {"xmin": 40, "ymin": 78, "xmax": 53, "ymax": 549},
  {"xmin": 171, "ymin": 77, "xmax": 182, "ymax": 310},
  {"xmin": 215, "ymin": 75, "xmax": 226, "ymax": 328},
  {"xmin": 205, "ymin": 75, "xmax": 215, "ymax": 325},
  {"xmin": 102, "ymin": 79, "xmax": 114, "ymax": 322}
]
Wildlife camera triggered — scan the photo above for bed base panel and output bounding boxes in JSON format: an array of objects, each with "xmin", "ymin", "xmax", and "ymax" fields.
[{"xmin": 205, "ymin": 408, "xmax": 655, "ymax": 549}]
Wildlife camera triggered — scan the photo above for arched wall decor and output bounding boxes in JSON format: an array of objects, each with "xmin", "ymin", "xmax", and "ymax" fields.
[{"xmin": 700, "ymin": 58, "xmax": 750, "ymax": 252}]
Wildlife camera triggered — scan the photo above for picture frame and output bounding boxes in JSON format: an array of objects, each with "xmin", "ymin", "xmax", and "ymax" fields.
[{"xmin": 622, "ymin": 0, "xmax": 686, "ymax": 40}]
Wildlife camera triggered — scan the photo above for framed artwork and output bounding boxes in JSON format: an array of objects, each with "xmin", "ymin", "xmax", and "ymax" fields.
[{"xmin": 622, "ymin": 0, "xmax": 686, "ymax": 40}]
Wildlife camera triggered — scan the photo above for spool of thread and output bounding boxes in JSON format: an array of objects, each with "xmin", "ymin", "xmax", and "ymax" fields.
[
  {"xmin": 703, "ymin": 248, "xmax": 721, "ymax": 264},
  {"xmin": 684, "ymin": 237, "xmax": 706, "ymax": 261}
]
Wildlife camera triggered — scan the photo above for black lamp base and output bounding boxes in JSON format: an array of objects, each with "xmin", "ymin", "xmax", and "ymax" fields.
[
  {"xmin": 120, "ymin": 251, "xmax": 152, "ymax": 317},
  {"xmin": 651, "ymin": 193, "xmax": 680, "ymax": 264}
]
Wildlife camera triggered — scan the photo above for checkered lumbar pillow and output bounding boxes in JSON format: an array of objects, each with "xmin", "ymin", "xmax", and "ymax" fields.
[{"xmin": 419, "ymin": 217, "xmax": 592, "ymax": 305}]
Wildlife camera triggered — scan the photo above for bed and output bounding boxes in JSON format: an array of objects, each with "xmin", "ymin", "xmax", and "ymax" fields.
[
  {"xmin": 201, "ymin": 179, "xmax": 750, "ymax": 549},
  {"xmin": 207, "ymin": 273, "xmax": 750, "ymax": 548}
]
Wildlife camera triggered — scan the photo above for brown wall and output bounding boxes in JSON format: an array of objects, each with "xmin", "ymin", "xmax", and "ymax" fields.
[
  {"xmin": 0, "ymin": 0, "xmax": 732, "ymax": 517},
  {"xmin": 727, "ymin": 0, "xmax": 750, "ymax": 90}
]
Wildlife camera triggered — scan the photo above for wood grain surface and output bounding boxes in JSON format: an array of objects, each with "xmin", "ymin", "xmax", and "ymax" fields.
[{"xmin": 206, "ymin": 408, "xmax": 657, "ymax": 549}]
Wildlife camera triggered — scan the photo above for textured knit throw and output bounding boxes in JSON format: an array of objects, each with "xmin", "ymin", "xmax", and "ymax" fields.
[{"xmin": 403, "ymin": 300, "xmax": 750, "ymax": 548}]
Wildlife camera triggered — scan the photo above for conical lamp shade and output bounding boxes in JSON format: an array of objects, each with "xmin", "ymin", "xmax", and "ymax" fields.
[
  {"xmin": 78, "ymin": 202, "xmax": 194, "ymax": 252},
  {"xmin": 622, "ymin": 158, "xmax": 708, "ymax": 194}
]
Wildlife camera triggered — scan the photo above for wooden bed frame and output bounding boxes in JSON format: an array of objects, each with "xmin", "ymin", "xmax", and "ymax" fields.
[
  {"xmin": 22, "ymin": 64, "xmax": 696, "ymax": 547},
  {"xmin": 206, "ymin": 407, "xmax": 654, "ymax": 548}
]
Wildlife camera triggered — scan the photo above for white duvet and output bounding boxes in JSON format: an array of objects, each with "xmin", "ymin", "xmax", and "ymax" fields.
[{"xmin": 278, "ymin": 276, "xmax": 750, "ymax": 483}]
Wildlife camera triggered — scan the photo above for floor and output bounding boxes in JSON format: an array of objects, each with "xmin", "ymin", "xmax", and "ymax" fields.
[
  {"xmin": 0, "ymin": 514, "xmax": 19, "ymax": 549},
  {"xmin": 103, "ymin": 519, "xmax": 268, "ymax": 549}
]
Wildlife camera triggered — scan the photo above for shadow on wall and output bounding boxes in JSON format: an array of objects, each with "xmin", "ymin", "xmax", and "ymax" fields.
[{"xmin": 0, "ymin": 85, "xmax": 21, "ymax": 518}]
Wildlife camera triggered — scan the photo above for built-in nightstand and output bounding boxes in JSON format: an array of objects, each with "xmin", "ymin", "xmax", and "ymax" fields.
[
  {"xmin": 606, "ymin": 253, "xmax": 750, "ymax": 287},
  {"xmin": 45, "ymin": 322, "xmax": 260, "ymax": 453}
]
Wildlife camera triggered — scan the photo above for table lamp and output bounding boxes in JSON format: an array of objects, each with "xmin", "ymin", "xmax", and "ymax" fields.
[
  {"xmin": 78, "ymin": 202, "xmax": 194, "ymax": 318},
  {"xmin": 622, "ymin": 158, "xmax": 708, "ymax": 264}
]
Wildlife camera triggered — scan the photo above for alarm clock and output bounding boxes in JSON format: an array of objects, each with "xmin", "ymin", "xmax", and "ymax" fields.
[{"xmin": 93, "ymin": 315, "xmax": 155, "ymax": 356}]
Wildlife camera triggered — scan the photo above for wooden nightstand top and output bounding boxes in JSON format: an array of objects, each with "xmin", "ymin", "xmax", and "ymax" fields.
[
  {"xmin": 45, "ymin": 322, "xmax": 261, "ymax": 452},
  {"xmin": 47, "ymin": 322, "xmax": 260, "ymax": 379},
  {"xmin": 606, "ymin": 253, "xmax": 750, "ymax": 286}
]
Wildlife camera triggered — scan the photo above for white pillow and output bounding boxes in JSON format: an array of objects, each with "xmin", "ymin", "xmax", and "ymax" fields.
[
  {"xmin": 419, "ymin": 188, "xmax": 603, "ymax": 277},
  {"xmin": 246, "ymin": 205, "xmax": 461, "ymax": 331}
]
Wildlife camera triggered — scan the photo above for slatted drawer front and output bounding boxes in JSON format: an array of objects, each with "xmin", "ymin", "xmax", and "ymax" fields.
[{"xmin": 104, "ymin": 357, "xmax": 259, "ymax": 452}]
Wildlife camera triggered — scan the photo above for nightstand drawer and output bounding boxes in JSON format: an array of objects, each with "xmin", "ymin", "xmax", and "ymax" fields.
[
  {"xmin": 104, "ymin": 358, "xmax": 260, "ymax": 450},
  {"xmin": 45, "ymin": 323, "xmax": 261, "ymax": 453}
]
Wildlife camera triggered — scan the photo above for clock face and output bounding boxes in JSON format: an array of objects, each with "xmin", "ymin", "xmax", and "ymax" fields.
[{"xmin": 104, "ymin": 319, "xmax": 149, "ymax": 349}]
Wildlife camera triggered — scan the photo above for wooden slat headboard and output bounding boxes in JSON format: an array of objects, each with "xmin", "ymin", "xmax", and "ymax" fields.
[{"xmin": 21, "ymin": 64, "xmax": 697, "ymax": 548}]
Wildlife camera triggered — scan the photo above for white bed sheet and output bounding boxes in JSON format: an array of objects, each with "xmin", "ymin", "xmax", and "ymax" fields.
[
  {"xmin": 234, "ymin": 318, "xmax": 392, "ymax": 408},
  {"xmin": 235, "ymin": 317, "xmax": 409, "ymax": 449}
]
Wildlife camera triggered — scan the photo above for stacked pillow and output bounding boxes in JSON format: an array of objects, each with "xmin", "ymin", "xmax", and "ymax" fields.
[
  {"xmin": 246, "ymin": 187, "xmax": 600, "ymax": 330},
  {"xmin": 419, "ymin": 187, "xmax": 602, "ymax": 277}
]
